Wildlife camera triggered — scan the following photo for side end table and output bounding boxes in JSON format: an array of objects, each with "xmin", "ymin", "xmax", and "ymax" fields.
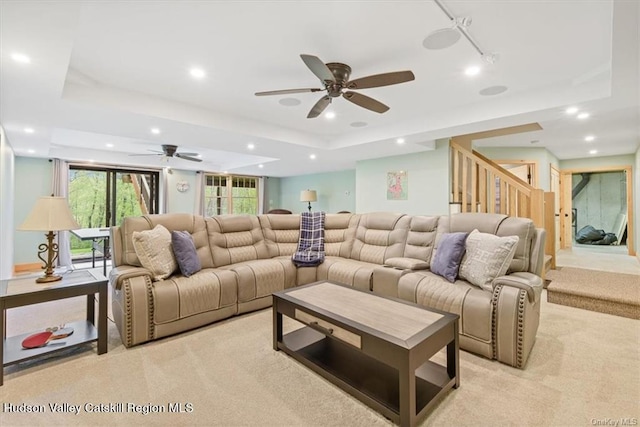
[{"xmin": 0, "ymin": 269, "xmax": 108, "ymax": 386}]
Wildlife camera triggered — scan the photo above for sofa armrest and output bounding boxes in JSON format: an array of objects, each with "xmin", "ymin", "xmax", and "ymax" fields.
[
  {"xmin": 384, "ymin": 257, "xmax": 429, "ymax": 271},
  {"xmin": 109, "ymin": 265, "xmax": 153, "ymax": 291},
  {"xmin": 492, "ymin": 272, "xmax": 543, "ymax": 304}
]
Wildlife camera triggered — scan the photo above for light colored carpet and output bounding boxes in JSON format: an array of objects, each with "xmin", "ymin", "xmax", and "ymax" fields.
[
  {"xmin": 547, "ymin": 267, "xmax": 640, "ymax": 319},
  {"xmin": 1, "ymin": 288, "xmax": 639, "ymax": 426}
]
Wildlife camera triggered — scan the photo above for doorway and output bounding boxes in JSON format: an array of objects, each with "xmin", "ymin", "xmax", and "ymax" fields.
[
  {"xmin": 559, "ymin": 166, "xmax": 634, "ymax": 256},
  {"xmin": 68, "ymin": 166, "xmax": 160, "ymax": 263},
  {"xmin": 496, "ymin": 160, "xmax": 538, "ymax": 186}
]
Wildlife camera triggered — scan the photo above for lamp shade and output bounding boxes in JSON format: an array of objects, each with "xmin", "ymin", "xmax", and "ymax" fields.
[
  {"xmin": 18, "ymin": 196, "xmax": 80, "ymax": 231},
  {"xmin": 300, "ymin": 190, "xmax": 317, "ymax": 203}
]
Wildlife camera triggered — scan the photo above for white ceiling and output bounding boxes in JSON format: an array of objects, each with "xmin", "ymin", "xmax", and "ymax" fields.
[{"xmin": 1, "ymin": 0, "xmax": 638, "ymax": 177}]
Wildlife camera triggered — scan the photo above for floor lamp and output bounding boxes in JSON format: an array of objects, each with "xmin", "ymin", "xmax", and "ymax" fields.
[
  {"xmin": 18, "ymin": 196, "xmax": 80, "ymax": 283},
  {"xmin": 300, "ymin": 190, "xmax": 317, "ymax": 212}
]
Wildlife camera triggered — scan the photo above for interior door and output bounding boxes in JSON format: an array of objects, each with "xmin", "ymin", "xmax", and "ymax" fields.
[
  {"xmin": 550, "ymin": 166, "xmax": 561, "ymax": 252},
  {"xmin": 560, "ymin": 171, "xmax": 573, "ymax": 249},
  {"xmin": 507, "ymin": 164, "xmax": 532, "ymax": 184}
]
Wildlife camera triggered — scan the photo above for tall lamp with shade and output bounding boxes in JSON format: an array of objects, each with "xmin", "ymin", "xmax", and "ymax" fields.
[
  {"xmin": 300, "ymin": 190, "xmax": 317, "ymax": 212},
  {"xmin": 18, "ymin": 195, "xmax": 80, "ymax": 283}
]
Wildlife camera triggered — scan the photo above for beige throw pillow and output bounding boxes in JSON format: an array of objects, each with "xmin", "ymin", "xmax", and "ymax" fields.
[
  {"xmin": 459, "ymin": 230, "xmax": 519, "ymax": 291},
  {"xmin": 132, "ymin": 224, "xmax": 177, "ymax": 281}
]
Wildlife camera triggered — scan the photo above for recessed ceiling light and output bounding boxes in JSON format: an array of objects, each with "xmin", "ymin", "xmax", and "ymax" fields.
[
  {"xmin": 27, "ymin": 149, "xmax": 35, "ymax": 154},
  {"xmin": 279, "ymin": 98, "xmax": 301, "ymax": 106},
  {"xmin": 106, "ymin": 143, "xmax": 114, "ymax": 148},
  {"xmin": 190, "ymin": 68, "xmax": 206, "ymax": 79},
  {"xmin": 325, "ymin": 111, "xmax": 336, "ymax": 119},
  {"xmin": 584, "ymin": 135, "xmax": 595, "ymax": 142},
  {"xmin": 589, "ymin": 149, "xmax": 598, "ymax": 155},
  {"xmin": 566, "ymin": 107, "xmax": 578, "ymax": 115},
  {"xmin": 396, "ymin": 138, "xmax": 405, "ymax": 144},
  {"xmin": 258, "ymin": 164, "xmax": 264, "ymax": 168},
  {"xmin": 11, "ymin": 53, "xmax": 31, "ymax": 64},
  {"xmin": 464, "ymin": 66, "xmax": 481, "ymax": 76},
  {"xmin": 196, "ymin": 154, "xmax": 202, "ymax": 158},
  {"xmin": 479, "ymin": 85, "xmax": 508, "ymax": 96},
  {"xmin": 247, "ymin": 143, "xmax": 255, "ymax": 150},
  {"xmin": 24, "ymin": 127, "xmax": 34, "ymax": 134},
  {"xmin": 309, "ymin": 154, "xmax": 316, "ymax": 160},
  {"xmin": 151, "ymin": 128, "xmax": 161, "ymax": 134},
  {"xmin": 350, "ymin": 121, "xmax": 368, "ymax": 128},
  {"xmin": 577, "ymin": 112, "xmax": 590, "ymax": 119},
  {"xmin": 88, "ymin": 159, "xmax": 95, "ymax": 163},
  {"xmin": 222, "ymin": 170, "xmax": 228, "ymax": 174}
]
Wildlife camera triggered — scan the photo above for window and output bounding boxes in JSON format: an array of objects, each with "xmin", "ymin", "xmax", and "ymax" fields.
[{"xmin": 204, "ymin": 174, "xmax": 258, "ymax": 215}]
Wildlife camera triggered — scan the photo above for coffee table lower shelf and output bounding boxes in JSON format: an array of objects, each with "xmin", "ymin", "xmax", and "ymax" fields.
[
  {"xmin": 3, "ymin": 320, "xmax": 98, "ymax": 366},
  {"xmin": 279, "ymin": 326, "xmax": 455, "ymax": 424}
]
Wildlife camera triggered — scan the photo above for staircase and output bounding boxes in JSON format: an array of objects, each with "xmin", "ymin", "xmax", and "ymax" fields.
[
  {"xmin": 450, "ymin": 142, "xmax": 545, "ymax": 225},
  {"xmin": 450, "ymin": 141, "xmax": 554, "ymax": 275}
]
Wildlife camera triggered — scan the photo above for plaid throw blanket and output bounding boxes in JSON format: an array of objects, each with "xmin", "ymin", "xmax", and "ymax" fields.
[{"xmin": 292, "ymin": 211, "xmax": 326, "ymax": 267}]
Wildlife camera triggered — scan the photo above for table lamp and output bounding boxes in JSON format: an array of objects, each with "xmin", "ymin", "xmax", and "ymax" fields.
[
  {"xmin": 300, "ymin": 190, "xmax": 317, "ymax": 212},
  {"xmin": 18, "ymin": 196, "xmax": 80, "ymax": 283}
]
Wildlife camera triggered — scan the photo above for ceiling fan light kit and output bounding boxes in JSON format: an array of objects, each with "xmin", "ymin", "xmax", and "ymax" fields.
[{"xmin": 255, "ymin": 54, "xmax": 414, "ymax": 118}]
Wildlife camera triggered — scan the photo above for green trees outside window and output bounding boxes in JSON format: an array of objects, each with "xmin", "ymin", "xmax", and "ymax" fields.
[
  {"xmin": 68, "ymin": 167, "xmax": 159, "ymax": 259},
  {"xmin": 204, "ymin": 174, "xmax": 258, "ymax": 216}
]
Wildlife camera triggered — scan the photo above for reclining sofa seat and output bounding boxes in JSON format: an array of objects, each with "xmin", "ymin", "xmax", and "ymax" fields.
[
  {"xmin": 110, "ymin": 213, "xmax": 238, "ymax": 347},
  {"xmin": 389, "ymin": 213, "xmax": 544, "ymax": 368},
  {"xmin": 205, "ymin": 215, "xmax": 297, "ymax": 314},
  {"xmin": 316, "ymin": 212, "xmax": 409, "ymax": 291},
  {"xmin": 109, "ymin": 211, "xmax": 545, "ymax": 368}
]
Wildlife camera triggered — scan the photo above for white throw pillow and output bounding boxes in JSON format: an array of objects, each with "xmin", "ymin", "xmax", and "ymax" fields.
[
  {"xmin": 132, "ymin": 224, "xmax": 177, "ymax": 281},
  {"xmin": 459, "ymin": 229, "xmax": 519, "ymax": 291}
]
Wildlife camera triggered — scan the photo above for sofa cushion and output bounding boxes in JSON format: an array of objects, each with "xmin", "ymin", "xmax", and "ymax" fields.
[
  {"xmin": 431, "ymin": 232, "xmax": 468, "ymax": 283},
  {"xmin": 132, "ymin": 224, "xmax": 177, "ymax": 281},
  {"xmin": 315, "ymin": 257, "xmax": 378, "ymax": 291},
  {"xmin": 152, "ymin": 269, "xmax": 238, "ymax": 324},
  {"xmin": 260, "ymin": 214, "xmax": 301, "ymax": 257},
  {"xmin": 171, "ymin": 231, "xmax": 202, "ymax": 277},
  {"xmin": 384, "ymin": 257, "xmax": 428, "ymax": 270},
  {"xmin": 402, "ymin": 215, "xmax": 440, "ymax": 266},
  {"xmin": 350, "ymin": 212, "xmax": 409, "ymax": 263},
  {"xmin": 221, "ymin": 259, "xmax": 297, "ymax": 303},
  {"xmin": 459, "ymin": 230, "xmax": 519, "ymax": 291},
  {"xmin": 205, "ymin": 215, "xmax": 270, "ymax": 267}
]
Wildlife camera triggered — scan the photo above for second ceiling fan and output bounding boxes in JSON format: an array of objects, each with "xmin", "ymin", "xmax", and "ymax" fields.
[{"xmin": 255, "ymin": 54, "xmax": 415, "ymax": 118}]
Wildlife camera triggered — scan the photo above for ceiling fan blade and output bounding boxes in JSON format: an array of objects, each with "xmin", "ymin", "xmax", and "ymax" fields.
[
  {"xmin": 177, "ymin": 152, "xmax": 198, "ymax": 156},
  {"xmin": 255, "ymin": 88, "xmax": 324, "ymax": 96},
  {"xmin": 343, "ymin": 91, "xmax": 389, "ymax": 113},
  {"xmin": 300, "ymin": 54, "xmax": 335, "ymax": 83},
  {"xmin": 307, "ymin": 95, "xmax": 331, "ymax": 118},
  {"xmin": 175, "ymin": 153, "xmax": 202, "ymax": 162},
  {"xmin": 128, "ymin": 153, "xmax": 163, "ymax": 157},
  {"xmin": 347, "ymin": 70, "xmax": 415, "ymax": 90}
]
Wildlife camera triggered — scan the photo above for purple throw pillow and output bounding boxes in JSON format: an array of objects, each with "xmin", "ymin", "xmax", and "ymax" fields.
[
  {"xmin": 171, "ymin": 230, "xmax": 201, "ymax": 277},
  {"xmin": 431, "ymin": 232, "xmax": 469, "ymax": 283}
]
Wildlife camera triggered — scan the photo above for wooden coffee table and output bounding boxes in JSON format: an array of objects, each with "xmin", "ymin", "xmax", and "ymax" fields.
[
  {"xmin": 273, "ymin": 281, "xmax": 459, "ymax": 427},
  {"xmin": 0, "ymin": 269, "xmax": 108, "ymax": 386}
]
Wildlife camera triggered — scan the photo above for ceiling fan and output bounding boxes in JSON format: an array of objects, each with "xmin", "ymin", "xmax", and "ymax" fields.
[
  {"xmin": 255, "ymin": 54, "xmax": 415, "ymax": 118},
  {"xmin": 130, "ymin": 144, "xmax": 202, "ymax": 162}
]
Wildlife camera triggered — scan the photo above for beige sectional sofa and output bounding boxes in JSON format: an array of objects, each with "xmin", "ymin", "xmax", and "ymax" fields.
[{"xmin": 109, "ymin": 211, "xmax": 545, "ymax": 368}]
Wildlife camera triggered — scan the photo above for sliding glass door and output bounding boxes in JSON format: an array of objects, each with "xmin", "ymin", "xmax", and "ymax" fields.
[{"xmin": 68, "ymin": 166, "xmax": 160, "ymax": 262}]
